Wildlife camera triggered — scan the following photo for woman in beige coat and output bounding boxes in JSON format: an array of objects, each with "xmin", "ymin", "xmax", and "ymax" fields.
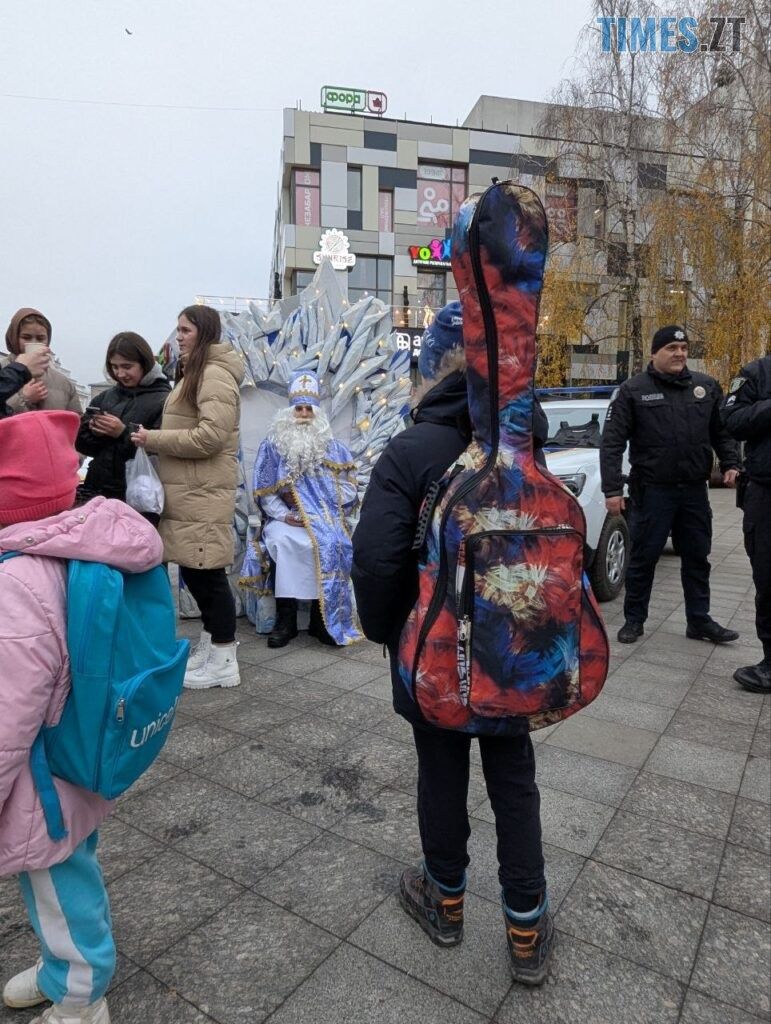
[
  {"xmin": 133, "ymin": 305, "xmax": 244, "ymax": 690},
  {"xmin": 3, "ymin": 308, "xmax": 82, "ymax": 413}
]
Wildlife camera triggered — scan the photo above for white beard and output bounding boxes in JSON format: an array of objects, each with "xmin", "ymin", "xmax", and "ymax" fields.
[{"xmin": 270, "ymin": 407, "xmax": 333, "ymax": 479}]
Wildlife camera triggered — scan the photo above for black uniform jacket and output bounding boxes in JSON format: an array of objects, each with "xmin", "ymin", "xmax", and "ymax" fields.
[
  {"xmin": 600, "ymin": 364, "xmax": 740, "ymax": 497},
  {"xmin": 720, "ymin": 356, "xmax": 771, "ymax": 487},
  {"xmin": 0, "ymin": 362, "xmax": 31, "ymax": 418},
  {"xmin": 352, "ymin": 369, "xmax": 547, "ymax": 726},
  {"xmin": 76, "ymin": 366, "xmax": 171, "ymax": 500}
]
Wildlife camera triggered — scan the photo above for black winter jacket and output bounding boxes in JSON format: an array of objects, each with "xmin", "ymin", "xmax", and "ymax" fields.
[
  {"xmin": 0, "ymin": 362, "xmax": 31, "ymax": 418},
  {"xmin": 352, "ymin": 370, "xmax": 548, "ymax": 726},
  {"xmin": 720, "ymin": 356, "xmax": 771, "ymax": 486},
  {"xmin": 76, "ymin": 365, "xmax": 171, "ymax": 500},
  {"xmin": 600, "ymin": 364, "xmax": 740, "ymax": 496}
]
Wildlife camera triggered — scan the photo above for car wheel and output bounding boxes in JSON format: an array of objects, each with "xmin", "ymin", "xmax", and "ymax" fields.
[{"xmin": 591, "ymin": 515, "xmax": 629, "ymax": 601}]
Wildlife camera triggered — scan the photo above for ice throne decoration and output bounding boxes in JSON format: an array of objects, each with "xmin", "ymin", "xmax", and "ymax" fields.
[{"xmin": 223, "ymin": 259, "xmax": 412, "ymax": 631}]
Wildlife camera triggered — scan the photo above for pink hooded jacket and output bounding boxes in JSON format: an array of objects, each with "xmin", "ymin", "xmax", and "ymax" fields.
[{"xmin": 0, "ymin": 497, "xmax": 164, "ymax": 875}]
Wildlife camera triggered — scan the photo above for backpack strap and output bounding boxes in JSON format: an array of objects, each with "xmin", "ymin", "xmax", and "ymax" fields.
[
  {"xmin": 29, "ymin": 734, "xmax": 68, "ymax": 842},
  {"xmin": 0, "ymin": 551, "xmax": 22, "ymax": 564}
]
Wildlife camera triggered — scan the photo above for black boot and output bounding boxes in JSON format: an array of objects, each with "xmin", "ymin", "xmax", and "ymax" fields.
[
  {"xmin": 268, "ymin": 598, "xmax": 298, "ymax": 648},
  {"xmin": 686, "ymin": 618, "xmax": 740, "ymax": 644},
  {"xmin": 308, "ymin": 600, "xmax": 337, "ymax": 646},
  {"xmin": 617, "ymin": 620, "xmax": 644, "ymax": 644},
  {"xmin": 733, "ymin": 660, "xmax": 771, "ymax": 694}
]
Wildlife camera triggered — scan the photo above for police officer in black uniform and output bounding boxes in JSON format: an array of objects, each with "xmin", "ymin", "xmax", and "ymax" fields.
[
  {"xmin": 601, "ymin": 324, "xmax": 741, "ymax": 644},
  {"xmin": 721, "ymin": 355, "xmax": 771, "ymax": 693}
]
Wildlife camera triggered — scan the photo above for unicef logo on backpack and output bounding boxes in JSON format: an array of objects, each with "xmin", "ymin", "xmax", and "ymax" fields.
[{"xmin": 129, "ymin": 697, "xmax": 180, "ymax": 749}]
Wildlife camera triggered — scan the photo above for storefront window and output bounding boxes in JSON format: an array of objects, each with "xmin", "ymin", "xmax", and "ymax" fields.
[
  {"xmin": 348, "ymin": 257, "xmax": 392, "ymax": 305},
  {"xmin": 293, "ymin": 169, "xmax": 320, "ymax": 228},
  {"xmin": 378, "ymin": 190, "xmax": 393, "ymax": 232},
  {"xmin": 293, "ymin": 269, "xmax": 316, "ymax": 294},
  {"xmin": 417, "ymin": 164, "xmax": 467, "ymax": 231},
  {"xmin": 416, "ymin": 271, "xmax": 446, "ymax": 314}
]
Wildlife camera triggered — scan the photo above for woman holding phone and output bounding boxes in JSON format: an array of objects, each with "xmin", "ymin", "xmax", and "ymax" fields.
[
  {"xmin": 132, "ymin": 305, "xmax": 244, "ymax": 690},
  {"xmin": 76, "ymin": 332, "xmax": 171, "ymax": 517}
]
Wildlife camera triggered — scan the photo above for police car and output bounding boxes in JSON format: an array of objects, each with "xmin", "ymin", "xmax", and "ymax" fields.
[{"xmin": 540, "ymin": 387, "xmax": 630, "ymax": 601}]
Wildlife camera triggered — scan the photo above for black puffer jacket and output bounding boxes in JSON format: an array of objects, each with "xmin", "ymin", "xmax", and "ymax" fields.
[
  {"xmin": 600, "ymin": 364, "xmax": 740, "ymax": 496},
  {"xmin": 0, "ymin": 362, "xmax": 31, "ymax": 418},
  {"xmin": 76, "ymin": 365, "xmax": 171, "ymax": 500},
  {"xmin": 352, "ymin": 370, "xmax": 548, "ymax": 726}
]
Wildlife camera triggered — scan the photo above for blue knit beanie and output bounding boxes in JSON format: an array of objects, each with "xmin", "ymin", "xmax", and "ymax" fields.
[{"xmin": 417, "ymin": 301, "xmax": 464, "ymax": 380}]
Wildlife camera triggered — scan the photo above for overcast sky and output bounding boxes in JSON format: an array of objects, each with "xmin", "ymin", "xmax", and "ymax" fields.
[{"xmin": 0, "ymin": 0, "xmax": 592, "ymax": 385}]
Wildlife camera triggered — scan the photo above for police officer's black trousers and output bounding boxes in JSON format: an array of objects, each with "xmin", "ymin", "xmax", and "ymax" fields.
[
  {"xmin": 411, "ymin": 724, "xmax": 545, "ymax": 911},
  {"xmin": 624, "ymin": 483, "xmax": 712, "ymax": 626},
  {"xmin": 743, "ymin": 481, "xmax": 771, "ymax": 662}
]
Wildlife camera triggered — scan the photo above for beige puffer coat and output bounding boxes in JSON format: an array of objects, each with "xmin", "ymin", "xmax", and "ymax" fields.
[{"xmin": 145, "ymin": 343, "xmax": 244, "ymax": 569}]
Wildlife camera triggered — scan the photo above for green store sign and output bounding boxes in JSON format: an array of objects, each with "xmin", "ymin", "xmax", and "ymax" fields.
[{"xmin": 320, "ymin": 87, "xmax": 388, "ymax": 116}]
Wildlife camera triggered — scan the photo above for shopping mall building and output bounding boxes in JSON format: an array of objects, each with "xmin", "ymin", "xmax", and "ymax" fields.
[{"xmin": 269, "ymin": 93, "xmax": 689, "ymax": 382}]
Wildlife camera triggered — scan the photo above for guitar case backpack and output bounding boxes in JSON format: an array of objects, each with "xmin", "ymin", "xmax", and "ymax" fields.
[{"xmin": 398, "ymin": 181, "xmax": 609, "ymax": 736}]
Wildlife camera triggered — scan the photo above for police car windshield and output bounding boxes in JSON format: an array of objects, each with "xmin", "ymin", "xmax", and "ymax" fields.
[{"xmin": 545, "ymin": 407, "xmax": 608, "ymax": 448}]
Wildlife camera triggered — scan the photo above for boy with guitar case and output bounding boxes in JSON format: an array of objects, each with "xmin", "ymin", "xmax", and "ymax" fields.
[{"xmin": 353, "ymin": 182, "xmax": 609, "ymax": 984}]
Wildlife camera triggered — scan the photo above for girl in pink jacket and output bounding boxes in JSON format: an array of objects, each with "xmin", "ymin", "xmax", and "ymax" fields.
[{"xmin": 0, "ymin": 411, "xmax": 164, "ymax": 1024}]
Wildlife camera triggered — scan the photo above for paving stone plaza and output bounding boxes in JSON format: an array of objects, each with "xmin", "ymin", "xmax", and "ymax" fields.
[{"xmin": 1, "ymin": 489, "xmax": 768, "ymax": 1024}]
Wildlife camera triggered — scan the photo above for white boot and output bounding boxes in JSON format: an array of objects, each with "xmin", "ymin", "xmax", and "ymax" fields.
[
  {"xmin": 31, "ymin": 998, "xmax": 110, "ymax": 1023},
  {"xmin": 3, "ymin": 961, "xmax": 46, "ymax": 1008},
  {"xmin": 184, "ymin": 629, "xmax": 212, "ymax": 675},
  {"xmin": 183, "ymin": 641, "xmax": 240, "ymax": 690}
]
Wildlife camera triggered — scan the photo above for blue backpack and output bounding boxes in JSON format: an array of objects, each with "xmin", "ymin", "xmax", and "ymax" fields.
[{"xmin": 0, "ymin": 554, "xmax": 189, "ymax": 841}]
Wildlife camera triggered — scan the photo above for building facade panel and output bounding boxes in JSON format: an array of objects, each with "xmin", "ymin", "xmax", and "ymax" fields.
[{"xmin": 396, "ymin": 138, "xmax": 418, "ymax": 169}]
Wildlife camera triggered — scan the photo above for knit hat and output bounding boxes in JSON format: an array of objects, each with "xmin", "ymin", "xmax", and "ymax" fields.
[
  {"xmin": 652, "ymin": 324, "xmax": 688, "ymax": 353},
  {"xmin": 288, "ymin": 371, "xmax": 321, "ymax": 408},
  {"xmin": 5, "ymin": 307, "xmax": 52, "ymax": 356},
  {"xmin": 0, "ymin": 411, "xmax": 80, "ymax": 525},
  {"xmin": 418, "ymin": 301, "xmax": 464, "ymax": 380}
]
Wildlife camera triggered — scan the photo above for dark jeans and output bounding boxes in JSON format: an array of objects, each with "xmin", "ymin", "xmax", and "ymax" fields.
[
  {"xmin": 412, "ymin": 724, "xmax": 545, "ymax": 911},
  {"xmin": 178, "ymin": 565, "xmax": 236, "ymax": 644},
  {"xmin": 625, "ymin": 482, "xmax": 712, "ymax": 626},
  {"xmin": 743, "ymin": 481, "xmax": 771, "ymax": 661}
]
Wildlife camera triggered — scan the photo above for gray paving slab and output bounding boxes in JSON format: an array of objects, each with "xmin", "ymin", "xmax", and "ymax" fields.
[
  {"xmin": 522, "ymin": 785, "xmax": 615, "ymax": 857},
  {"xmin": 157, "ymin": 715, "xmax": 247, "ymax": 767},
  {"xmin": 107, "ymin": 971, "xmax": 216, "ymax": 1023},
  {"xmin": 556, "ymin": 861, "xmax": 708, "ymax": 983},
  {"xmin": 620, "ymin": 771, "xmax": 736, "ymax": 839},
  {"xmin": 259, "ymin": 709, "xmax": 360, "ymax": 761},
  {"xmin": 679, "ymin": 990, "xmax": 768, "ymax": 1024},
  {"xmin": 664, "ymin": 708, "xmax": 757, "ymax": 753},
  {"xmin": 96, "ymin": 817, "xmax": 166, "ymax": 883},
  {"xmin": 188, "ymin": 737, "xmax": 309, "ymax": 797},
  {"xmin": 260, "ymin": 761, "xmax": 386, "ymax": 828},
  {"xmin": 254, "ymin": 832, "xmax": 400, "ymax": 936},
  {"xmin": 592, "ymin": 810, "xmax": 724, "ymax": 899},
  {"xmin": 534, "ymin": 744, "xmax": 638, "ymax": 806},
  {"xmin": 266, "ymin": 944, "xmax": 487, "ymax": 1024},
  {"xmin": 690, "ymin": 904, "xmax": 771, "ymax": 1018},
  {"xmin": 206, "ymin": 693, "xmax": 304, "ymax": 735},
  {"xmin": 172, "ymin": 799, "xmax": 321, "ymax": 887},
  {"xmin": 332, "ymin": 784, "xmax": 423, "ymax": 862},
  {"xmin": 307, "ymin": 656, "xmax": 387, "ymax": 689},
  {"xmin": 494, "ymin": 932, "xmax": 683, "ymax": 1024},
  {"xmin": 149, "ymin": 893, "xmax": 339, "ymax": 1024},
  {"xmin": 740, "ymin": 755, "xmax": 771, "ymax": 804},
  {"xmin": 580, "ymin": 690, "xmax": 675, "ymax": 732},
  {"xmin": 713, "ymin": 842, "xmax": 771, "ymax": 922},
  {"xmin": 645, "ymin": 735, "xmax": 747, "ymax": 794},
  {"xmin": 115, "ymin": 771, "xmax": 248, "ymax": 843},
  {"xmin": 108, "ymin": 850, "xmax": 243, "ymax": 966},
  {"xmin": 729, "ymin": 798, "xmax": 771, "ymax": 855}
]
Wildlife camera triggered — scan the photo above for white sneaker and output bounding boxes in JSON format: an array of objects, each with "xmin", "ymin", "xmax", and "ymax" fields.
[
  {"xmin": 31, "ymin": 998, "xmax": 110, "ymax": 1023},
  {"xmin": 3, "ymin": 961, "xmax": 46, "ymax": 1008},
  {"xmin": 185, "ymin": 629, "xmax": 212, "ymax": 674},
  {"xmin": 182, "ymin": 641, "xmax": 240, "ymax": 690}
]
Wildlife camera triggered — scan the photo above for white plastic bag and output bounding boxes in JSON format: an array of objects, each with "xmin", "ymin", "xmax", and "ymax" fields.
[{"xmin": 125, "ymin": 449, "xmax": 164, "ymax": 515}]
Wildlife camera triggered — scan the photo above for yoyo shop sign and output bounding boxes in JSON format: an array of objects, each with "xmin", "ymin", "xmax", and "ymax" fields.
[
  {"xmin": 320, "ymin": 86, "xmax": 388, "ymax": 116},
  {"xmin": 409, "ymin": 237, "xmax": 452, "ymax": 269}
]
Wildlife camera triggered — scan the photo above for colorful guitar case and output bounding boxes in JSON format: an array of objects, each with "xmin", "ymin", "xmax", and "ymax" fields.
[{"xmin": 398, "ymin": 181, "xmax": 609, "ymax": 735}]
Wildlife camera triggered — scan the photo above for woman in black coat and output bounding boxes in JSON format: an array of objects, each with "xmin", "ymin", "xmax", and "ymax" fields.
[{"xmin": 76, "ymin": 332, "xmax": 171, "ymax": 505}]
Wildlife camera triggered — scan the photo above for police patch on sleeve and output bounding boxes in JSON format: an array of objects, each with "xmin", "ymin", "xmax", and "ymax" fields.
[{"xmin": 729, "ymin": 376, "xmax": 747, "ymax": 394}]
